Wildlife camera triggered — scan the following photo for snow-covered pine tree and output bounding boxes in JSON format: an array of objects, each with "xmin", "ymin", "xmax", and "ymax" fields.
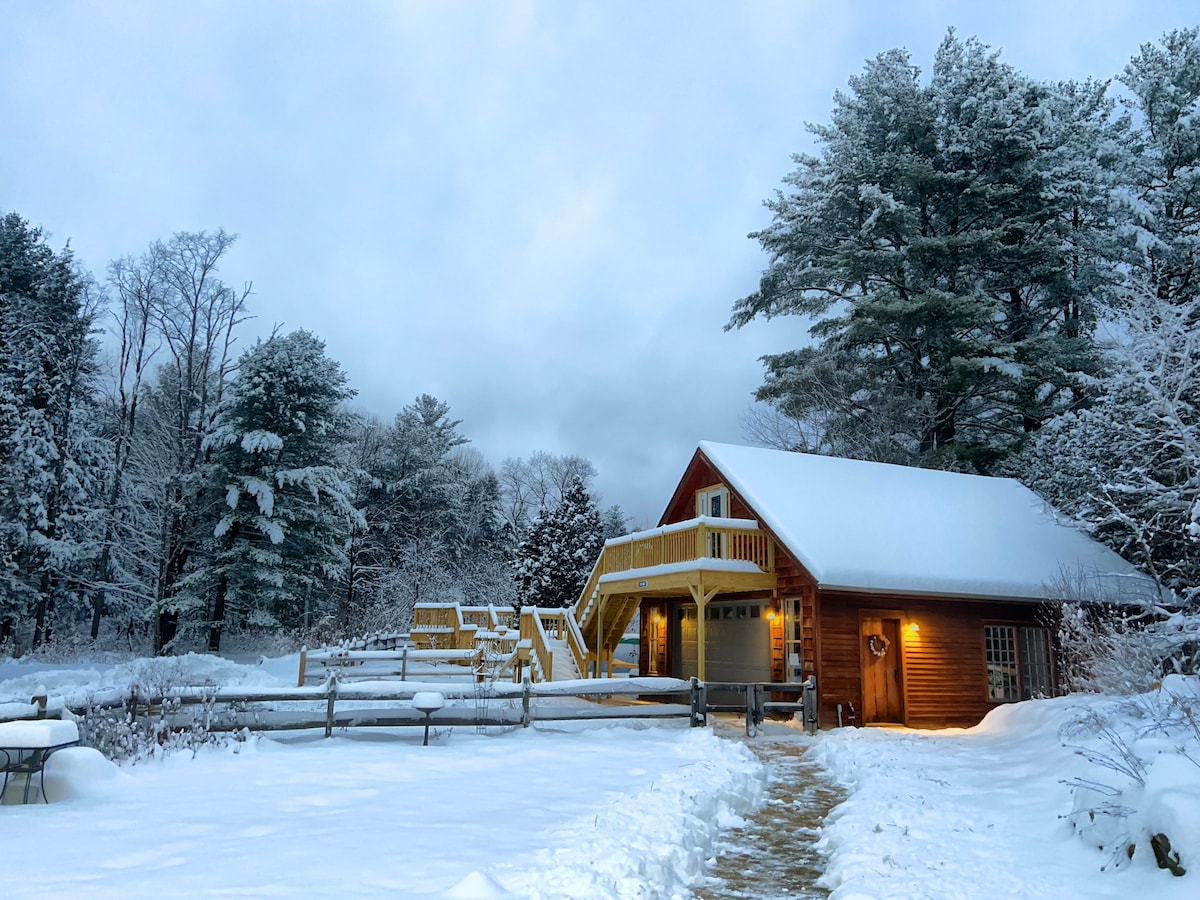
[
  {"xmin": 371, "ymin": 395, "xmax": 469, "ymax": 620},
  {"xmin": 1120, "ymin": 28, "xmax": 1200, "ymax": 309},
  {"xmin": 512, "ymin": 477, "xmax": 604, "ymax": 610},
  {"xmin": 187, "ymin": 330, "xmax": 361, "ymax": 650},
  {"xmin": 1013, "ymin": 30, "xmax": 1200, "ymax": 605},
  {"xmin": 0, "ymin": 212, "xmax": 104, "ymax": 647},
  {"xmin": 728, "ymin": 32, "xmax": 1123, "ymax": 471},
  {"xmin": 601, "ymin": 504, "xmax": 630, "ymax": 540}
]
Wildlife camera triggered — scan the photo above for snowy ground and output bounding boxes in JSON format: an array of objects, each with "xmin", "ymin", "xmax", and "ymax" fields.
[
  {"xmin": 2, "ymin": 655, "xmax": 1197, "ymax": 898},
  {"xmin": 0, "ymin": 654, "xmax": 764, "ymax": 898},
  {"xmin": 806, "ymin": 676, "xmax": 1200, "ymax": 899}
]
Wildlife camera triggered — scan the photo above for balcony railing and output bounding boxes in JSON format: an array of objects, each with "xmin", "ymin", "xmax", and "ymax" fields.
[{"xmin": 599, "ymin": 517, "xmax": 774, "ymax": 576}]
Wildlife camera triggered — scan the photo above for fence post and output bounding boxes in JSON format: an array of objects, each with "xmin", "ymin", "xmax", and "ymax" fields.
[
  {"xmin": 690, "ymin": 677, "xmax": 707, "ymax": 728},
  {"xmin": 521, "ymin": 677, "xmax": 531, "ymax": 728},
  {"xmin": 401, "ymin": 646, "xmax": 408, "ymax": 682},
  {"xmin": 324, "ymin": 677, "xmax": 338, "ymax": 738},
  {"xmin": 744, "ymin": 685, "xmax": 755, "ymax": 737},
  {"xmin": 802, "ymin": 675, "xmax": 818, "ymax": 735},
  {"xmin": 297, "ymin": 647, "xmax": 307, "ymax": 687}
]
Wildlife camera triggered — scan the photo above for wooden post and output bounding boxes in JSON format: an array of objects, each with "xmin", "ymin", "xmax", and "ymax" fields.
[
  {"xmin": 803, "ymin": 675, "xmax": 818, "ymax": 735},
  {"xmin": 745, "ymin": 685, "xmax": 755, "ymax": 737},
  {"xmin": 690, "ymin": 584, "xmax": 717, "ymax": 682},
  {"xmin": 689, "ymin": 676, "xmax": 708, "ymax": 727},
  {"xmin": 324, "ymin": 677, "xmax": 337, "ymax": 738},
  {"xmin": 595, "ymin": 595, "xmax": 605, "ymax": 678},
  {"xmin": 521, "ymin": 677, "xmax": 531, "ymax": 728},
  {"xmin": 297, "ymin": 647, "xmax": 307, "ymax": 687},
  {"xmin": 401, "ymin": 646, "xmax": 408, "ymax": 682}
]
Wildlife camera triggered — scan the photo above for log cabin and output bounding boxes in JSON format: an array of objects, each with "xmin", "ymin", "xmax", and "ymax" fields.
[{"xmin": 574, "ymin": 442, "xmax": 1157, "ymax": 728}]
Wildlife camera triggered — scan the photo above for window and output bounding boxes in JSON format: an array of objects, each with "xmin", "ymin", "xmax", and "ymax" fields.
[
  {"xmin": 696, "ymin": 486, "xmax": 729, "ymax": 519},
  {"xmin": 696, "ymin": 486, "xmax": 730, "ymax": 557},
  {"xmin": 985, "ymin": 625, "xmax": 1052, "ymax": 702}
]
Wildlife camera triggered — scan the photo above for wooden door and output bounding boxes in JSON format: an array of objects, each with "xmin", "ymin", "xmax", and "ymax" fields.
[{"xmin": 861, "ymin": 615, "xmax": 904, "ymax": 723}]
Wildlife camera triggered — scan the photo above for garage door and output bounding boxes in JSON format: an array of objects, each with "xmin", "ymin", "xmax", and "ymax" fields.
[{"xmin": 676, "ymin": 599, "xmax": 771, "ymax": 683}]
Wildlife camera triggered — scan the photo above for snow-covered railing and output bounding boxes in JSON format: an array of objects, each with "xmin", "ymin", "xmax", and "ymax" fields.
[
  {"xmin": 529, "ymin": 608, "xmax": 587, "ymax": 679},
  {"xmin": 518, "ymin": 607, "xmax": 553, "ymax": 682},
  {"xmin": 0, "ymin": 675, "xmax": 818, "ymax": 736},
  {"xmin": 572, "ymin": 517, "xmax": 775, "ymax": 650},
  {"xmin": 410, "ymin": 603, "xmax": 468, "ymax": 649},
  {"xmin": 562, "ymin": 609, "xmax": 589, "ymax": 679},
  {"xmin": 26, "ymin": 675, "xmax": 702, "ymax": 736},
  {"xmin": 459, "ymin": 604, "xmax": 516, "ymax": 633},
  {"xmin": 600, "ymin": 517, "xmax": 773, "ymax": 575},
  {"xmin": 297, "ymin": 646, "xmax": 482, "ymax": 686}
]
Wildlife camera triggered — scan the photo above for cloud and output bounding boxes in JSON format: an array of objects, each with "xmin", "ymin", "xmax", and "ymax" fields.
[{"xmin": 2, "ymin": 0, "xmax": 1195, "ymax": 524}]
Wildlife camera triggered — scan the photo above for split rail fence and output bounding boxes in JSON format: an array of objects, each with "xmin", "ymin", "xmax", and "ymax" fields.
[{"xmin": 1, "ymin": 676, "xmax": 818, "ymax": 737}]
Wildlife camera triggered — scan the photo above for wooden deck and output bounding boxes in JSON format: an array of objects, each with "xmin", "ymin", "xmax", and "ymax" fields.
[{"xmin": 573, "ymin": 518, "xmax": 778, "ymax": 678}]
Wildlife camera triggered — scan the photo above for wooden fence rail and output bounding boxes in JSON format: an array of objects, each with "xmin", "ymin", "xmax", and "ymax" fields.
[{"xmin": 0, "ymin": 676, "xmax": 817, "ymax": 737}]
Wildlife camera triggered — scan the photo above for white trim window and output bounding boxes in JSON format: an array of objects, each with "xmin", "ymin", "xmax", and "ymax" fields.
[
  {"xmin": 985, "ymin": 625, "xmax": 1052, "ymax": 701},
  {"xmin": 696, "ymin": 485, "xmax": 729, "ymax": 518},
  {"xmin": 696, "ymin": 486, "xmax": 730, "ymax": 557}
]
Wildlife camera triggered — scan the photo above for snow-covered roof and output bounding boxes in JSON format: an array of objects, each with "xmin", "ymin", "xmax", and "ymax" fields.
[{"xmin": 697, "ymin": 441, "xmax": 1156, "ymax": 603}]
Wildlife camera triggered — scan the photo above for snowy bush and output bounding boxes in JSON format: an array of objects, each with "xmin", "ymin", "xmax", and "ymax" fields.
[
  {"xmin": 76, "ymin": 658, "xmax": 245, "ymax": 763},
  {"xmin": 1062, "ymin": 675, "xmax": 1200, "ymax": 876},
  {"xmin": 1057, "ymin": 602, "xmax": 1200, "ymax": 696}
]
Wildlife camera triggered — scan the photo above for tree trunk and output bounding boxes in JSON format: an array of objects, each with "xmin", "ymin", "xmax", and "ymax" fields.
[{"xmin": 208, "ymin": 572, "xmax": 229, "ymax": 653}]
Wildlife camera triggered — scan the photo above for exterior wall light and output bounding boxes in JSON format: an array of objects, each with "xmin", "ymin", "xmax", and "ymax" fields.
[{"xmin": 908, "ymin": 622, "xmax": 920, "ymax": 633}]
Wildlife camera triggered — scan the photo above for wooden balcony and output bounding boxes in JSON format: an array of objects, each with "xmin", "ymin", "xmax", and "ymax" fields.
[
  {"xmin": 592, "ymin": 517, "xmax": 776, "ymax": 597},
  {"xmin": 573, "ymin": 518, "xmax": 778, "ymax": 673}
]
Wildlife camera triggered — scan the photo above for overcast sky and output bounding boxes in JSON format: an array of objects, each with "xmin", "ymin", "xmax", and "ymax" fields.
[{"xmin": 2, "ymin": 1, "xmax": 1195, "ymax": 526}]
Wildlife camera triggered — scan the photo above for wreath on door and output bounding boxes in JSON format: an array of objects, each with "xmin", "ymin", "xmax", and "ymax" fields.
[{"xmin": 867, "ymin": 633, "xmax": 891, "ymax": 657}]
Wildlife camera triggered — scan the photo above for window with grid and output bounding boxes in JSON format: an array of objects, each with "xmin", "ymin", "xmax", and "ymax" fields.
[
  {"xmin": 985, "ymin": 626, "xmax": 1019, "ymax": 701},
  {"xmin": 985, "ymin": 625, "xmax": 1053, "ymax": 702},
  {"xmin": 1019, "ymin": 627, "xmax": 1052, "ymax": 698}
]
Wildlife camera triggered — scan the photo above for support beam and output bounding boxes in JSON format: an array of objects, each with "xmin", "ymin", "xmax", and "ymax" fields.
[
  {"xmin": 594, "ymin": 593, "xmax": 605, "ymax": 678},
  {"xmin": 688, "ymin": 583, "xmax": 720, "ymax": 681}
]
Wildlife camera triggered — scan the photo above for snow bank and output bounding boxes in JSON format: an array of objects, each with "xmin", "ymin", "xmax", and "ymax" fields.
[
  {"xmin": 0, "ymin": 657, "xmax": 764, "ymax": 899},
  {"xmin": 0, "ymin": 651, "xmax": 291, "ymax": 712},
  {"xmin": 809, "ymin": 681, "xmax": 1199, "ymax": 899}
]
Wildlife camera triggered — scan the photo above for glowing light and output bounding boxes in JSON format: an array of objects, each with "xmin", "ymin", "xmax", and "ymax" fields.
[{"xmin": 908, "ymin": 622, "xmax": 920, "ymax": 633}]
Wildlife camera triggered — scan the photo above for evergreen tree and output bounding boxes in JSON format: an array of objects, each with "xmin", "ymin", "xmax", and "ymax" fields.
[
  {"xmin": 601, "ymin": 504, "xmax": 630, "ymax": 540},
  {"xmin": 0, "ymin": 213, "xmax": 103, "ymax": 646},
  {"xmin": 187, "ymin": 330, "xmax": 361, "ymax": 649},
  {"xmin": 332, "ymin": 396, "xmax": 509, "ymax": 632},
  {"xmin": 729, "ymin": 33, "xmax": 1122, "ymax": 471},
  {"xmin": 1120, "ymin": 28, "xmax": 1200, "ymax": 307},
  {"xmin": 1013, "ymin": 30, "xmax": 1200, "ymax": 605},
  {"xmin": 512, "ymin": 477, "xmax": 604, "ymax": 609}
]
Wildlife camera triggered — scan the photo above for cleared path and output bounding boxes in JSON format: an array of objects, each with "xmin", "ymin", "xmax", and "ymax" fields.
[{"xmin": 700, "ymin": 724, "xmax": 843, "ymax": 899}]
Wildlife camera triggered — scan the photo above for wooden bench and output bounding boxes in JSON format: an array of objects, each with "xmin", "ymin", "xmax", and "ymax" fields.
[{"xmin": 0, "ymin": 719, "xmax": 80, "ymax": 805}]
